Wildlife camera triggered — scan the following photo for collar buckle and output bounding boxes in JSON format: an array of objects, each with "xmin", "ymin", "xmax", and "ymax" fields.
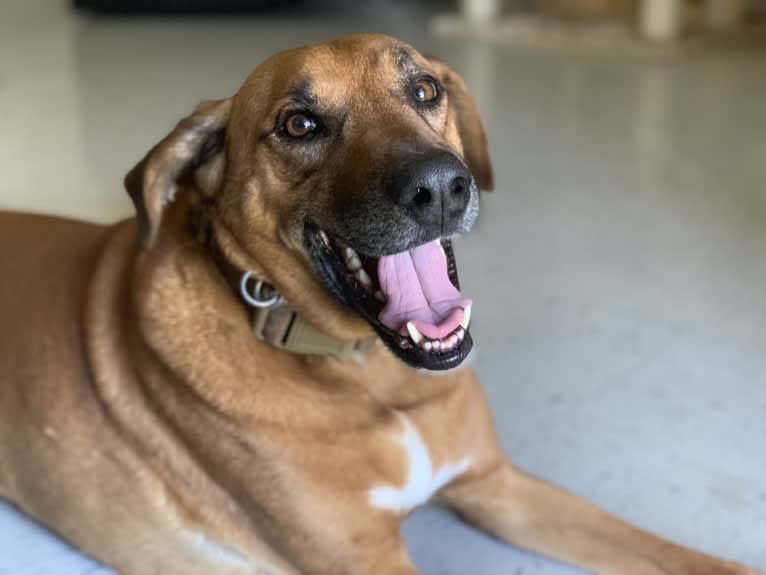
[
  {"xmin": 251, "ymin": 304, "xmax": 367, "ymax": 361},
  {"xmin": 196, "ymin": 208, "xmax": 375, "ymax": 361}
]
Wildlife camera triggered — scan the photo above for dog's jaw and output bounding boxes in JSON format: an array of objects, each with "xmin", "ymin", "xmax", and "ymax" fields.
[{"xmin": 304, "ymin": 223, "xmax": 474, "ymax": 371}]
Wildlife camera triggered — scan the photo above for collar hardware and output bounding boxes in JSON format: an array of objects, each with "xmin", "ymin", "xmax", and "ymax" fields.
[
  {"xmin": 251, "ymin": 304, "xmax": 369, "ymax": 361},
  {"xmin": 193, "ymin": 208, "xmax": 375, "ymax": 361},
  {"xmin": 239, "ymin": 272, "xmax": 283, "ymax": 309}
]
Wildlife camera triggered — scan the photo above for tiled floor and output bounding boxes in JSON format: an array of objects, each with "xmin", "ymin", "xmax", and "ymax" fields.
[{"xmin": 1, "ymin": 1, "xmax": 765, "ymax": 573}]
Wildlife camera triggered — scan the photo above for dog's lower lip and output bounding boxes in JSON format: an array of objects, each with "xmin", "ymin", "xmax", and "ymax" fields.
[{"xmin": 305, "ymin": 223, "xmax": 473, "ymax": 370}]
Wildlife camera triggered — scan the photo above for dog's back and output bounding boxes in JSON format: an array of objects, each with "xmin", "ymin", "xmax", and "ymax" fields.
[
  {"xmin": 0, "ymin": 212, "xmax": 106, "ymax": 412},
  {"xmin": 0, "ymin": 213, "xmax": 300, "ymax": 575},
  {"xmin": 0, "ymin": 213, "xmax": 108, "ymax": 452},
  {"xmin": 0, "ymin": 212, "xmax": 108, "ymax": 513}
]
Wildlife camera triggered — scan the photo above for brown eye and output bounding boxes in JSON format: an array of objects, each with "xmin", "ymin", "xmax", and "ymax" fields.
[
  {"xmin": 285, "ymin": 113, "xmax": 317, "ymax": 138},
  {"xmin": 413, "ymin": 78, "xmax": 439, "ymax": 103}
]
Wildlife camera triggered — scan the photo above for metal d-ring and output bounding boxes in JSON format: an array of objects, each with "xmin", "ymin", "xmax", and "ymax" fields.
[{"xmin": 239, "ymin": 271, "xmax": 282, "ymax": 309}]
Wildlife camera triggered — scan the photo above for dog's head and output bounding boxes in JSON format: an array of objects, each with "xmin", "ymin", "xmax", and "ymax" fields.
[{"xmin": 125, "ymin": 34, "xmax": 493, "ymax": 371}]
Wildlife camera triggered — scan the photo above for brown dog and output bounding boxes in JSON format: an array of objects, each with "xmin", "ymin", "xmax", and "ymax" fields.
[{"xmin": 0, "ymin": 34, "xmax": 758, "ymax": 575}]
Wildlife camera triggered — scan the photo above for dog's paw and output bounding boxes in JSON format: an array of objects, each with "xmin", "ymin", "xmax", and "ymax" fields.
[
  {"xmin": 723, "ymin": 568, "xmax": 759, "ymax": 575},
  {"xmin": 692, "ymin": 561, "xmax": 760, "ymax": 575},
  {"xmin": 653, "ymin": 556, "xmax": 760, "ymax": 575}
]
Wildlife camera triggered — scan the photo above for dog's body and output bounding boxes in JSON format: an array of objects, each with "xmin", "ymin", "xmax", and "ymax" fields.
[{"xmin": 0, "ymin": 35, "xmax": 758, "ymax": 575}]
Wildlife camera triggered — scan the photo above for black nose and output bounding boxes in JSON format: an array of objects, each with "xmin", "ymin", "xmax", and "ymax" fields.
[{"xmin": 386, "ymin": 151, "xmax": 472, "ymax": 234}]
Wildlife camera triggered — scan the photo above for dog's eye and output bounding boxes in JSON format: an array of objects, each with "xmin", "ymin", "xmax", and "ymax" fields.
[
  {"xmin": 285, "ymin": 113, "xmax": 317, "ymax": 138},
  {"xmin": 413, "ymin": 78, "xmax": 439, "ymax": 104}
]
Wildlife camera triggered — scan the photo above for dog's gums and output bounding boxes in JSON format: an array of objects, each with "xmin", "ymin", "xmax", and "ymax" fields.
[{"xmin": 305, "ymin": 223, "xmax": 473, "ymax": 370}]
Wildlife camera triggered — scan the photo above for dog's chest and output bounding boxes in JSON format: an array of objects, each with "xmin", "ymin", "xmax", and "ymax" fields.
[{"xmin": 367, "ymin": 412, "xmax": 471, "ymax": 513}]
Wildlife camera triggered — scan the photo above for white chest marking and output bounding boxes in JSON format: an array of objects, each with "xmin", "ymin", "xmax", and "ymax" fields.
[
  {"xmin": 183, "ymin": 530, "xmax": 285, "ymax": 575},
  {"xmin": 184, "ymin": 530, "xmax": 260, "ymax": 570},
  {"xmin": 369, "ymin": 413, "xmax": 471, "ymax": 512}
]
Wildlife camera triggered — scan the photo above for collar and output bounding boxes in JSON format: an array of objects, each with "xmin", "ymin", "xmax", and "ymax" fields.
[{"xmin": 193, "ymin": 208, "xmax": 376, "ymax": 361}]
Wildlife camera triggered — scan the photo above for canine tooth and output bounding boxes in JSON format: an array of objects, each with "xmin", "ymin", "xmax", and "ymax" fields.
[
  {"xmin": 423, "ymin": 341, "xmax": 432, "ymax": 352},
  {"xmin": 356, "ymin": 269, "xmax": 372, "ymax": 287},
  {"xmin": 344, "ymin": 247, "xmax": 362, "ymax": 268},
  {"xmin": 347, "ymin": 255, "xmax": 362, "ymax": 271},
  {"xmin": 406, "ymin": 322, "xmax": 423, "ymax": 344},
  {"xmin": 456, "ymin": 328, "xmax": 465, "ymax": 341},
  {"xmin": 460, "ymin": 304, "xmax": 472, "ymax": 330},
  {"xmin": 374, "ymin": 290, "xmax": 386, "ymax": 302}
]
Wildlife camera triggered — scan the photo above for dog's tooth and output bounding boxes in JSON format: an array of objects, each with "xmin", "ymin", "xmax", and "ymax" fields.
[
  {"xmin": 344, "ymin": 249, "xmax": 363, "ymax": 271},
  {"xmin": 460, "ymin": 304, "xmax": 472, "ymax": 330},
  {"xmin": 347, "ymin": 255, "xmax": 362, "ymax": 271},
  {"xmin": 431, "ymin": 340, "xmax": 441, "ymax": 351},
  {"xmin": 374, "ymin": 290, "xmax": 386, "ymax": 302},
  {"xmin": 448, "ymin": 334, "xmax": 458, "ymax": 348},
  {"xmin": 456, "ymin": 328, "xmax": 465, "ymax": 341},
  {"xmin": 406, "ymin": 322, "xmax": 423, "ymax": 345},
  {"xmin": 356, "ymin": 269, "xmax": 372, "ymax": 287},
  {"xmin": 423, "ymin": 341, "xmax": 432, "ymax": 352}
]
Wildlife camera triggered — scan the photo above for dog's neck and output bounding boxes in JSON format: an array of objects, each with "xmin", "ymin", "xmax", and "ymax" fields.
[{"xmin": 191, "ymin": 205, "xmax": 377, "ymax": 361}]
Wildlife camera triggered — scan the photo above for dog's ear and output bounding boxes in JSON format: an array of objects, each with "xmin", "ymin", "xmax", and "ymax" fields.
[
  {"xmin": 124, "ymin": 98, "xmax": 231, "ymax": 247},
  {"xmin": 426, "ymin": 57, "xmax": 494, "ymax": 191}
]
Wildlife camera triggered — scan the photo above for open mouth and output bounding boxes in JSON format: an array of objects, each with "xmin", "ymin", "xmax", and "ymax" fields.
[{"xmin": 305, "ymin": 223, "xmax": 473, "ymax": 370}]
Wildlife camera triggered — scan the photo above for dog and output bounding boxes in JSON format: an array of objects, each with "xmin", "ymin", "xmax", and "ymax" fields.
[{"xmin": 0, "ymin": 34, "xmax": 758, "ymax": 575}]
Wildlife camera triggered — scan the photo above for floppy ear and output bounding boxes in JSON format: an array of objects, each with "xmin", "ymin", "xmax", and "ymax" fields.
[
  {"xmin": 426, "ymin": 57, "xmax": 494, "ymax": 191},
  {"xmin": 124, "ymin": 98, "xmax": 231, "ymax": 247}
]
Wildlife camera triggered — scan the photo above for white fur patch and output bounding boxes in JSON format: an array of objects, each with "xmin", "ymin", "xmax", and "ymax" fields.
[
  {"xmin": 183, "ymin": 530, "xmax": 279, "ymax": 574},
  {"xmin": 184, "ymin": 530, "xmax": 252, "ymax": 566},
  {"xmin": 369, "ymin": 413, "xmax": 471, "ymax": 512}
]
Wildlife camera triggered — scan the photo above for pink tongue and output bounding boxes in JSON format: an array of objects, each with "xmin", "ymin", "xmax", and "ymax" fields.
[{"xmin": 377, "ymin": 241, "xmax": 471, "ymax": 340}]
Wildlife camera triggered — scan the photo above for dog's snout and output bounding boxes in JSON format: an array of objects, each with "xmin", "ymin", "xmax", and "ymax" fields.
[{"xmin": 387, "ymin": 152, "xmax": 472, "ymax": 233}]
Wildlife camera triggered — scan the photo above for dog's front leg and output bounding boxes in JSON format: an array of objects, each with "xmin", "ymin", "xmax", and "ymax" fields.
[
  {"xmin": 439, "ymin": 462, "xmax": 757, "ymax": 575},
  {"xmin": 358, "ymin": 551, "xmax": 420, "ymax": 575},
  {"xmin": 332, "ymin": 539, "xmax": 420, "ymax": 575},
  {"xmin": 342, "ymin": 534, "xmax": 421, "ymax": 575},
  {"xmin": 274, "ymin": 515, "xmax": 420, "ymax": 575}
]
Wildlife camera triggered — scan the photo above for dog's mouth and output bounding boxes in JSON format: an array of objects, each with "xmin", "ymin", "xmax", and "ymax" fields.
[{"xmin": 305, "ymin": 223, "xmax": 473, "ymax": 370}]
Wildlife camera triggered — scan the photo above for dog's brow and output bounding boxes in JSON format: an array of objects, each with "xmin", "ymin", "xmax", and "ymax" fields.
[
  {"xmin": 394, "ymin": 48, "xmax": 419, "ymax": 76},
  {"xmin": 285, "ymin": 79, "xmax": 317, "ymax": 108}
]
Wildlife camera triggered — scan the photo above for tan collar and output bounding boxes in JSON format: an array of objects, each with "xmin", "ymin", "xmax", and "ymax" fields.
[{"xmin": 193, "ymin": 209, "xmax": 376, "ymax": 361}]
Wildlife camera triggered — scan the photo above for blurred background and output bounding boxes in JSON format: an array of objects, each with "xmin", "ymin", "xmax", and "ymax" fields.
[{"xmin": 0, "ymin": 0, "xmax": 765, "ymax": 573}]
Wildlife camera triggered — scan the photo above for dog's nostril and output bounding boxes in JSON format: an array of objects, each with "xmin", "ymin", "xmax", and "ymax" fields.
[
  {"xmin": 413, "ymin": 187, "xmax": 432, "ymax": 207},
  {"xmin": 450, "ymin": 177, "xmax": 467, "ymax": 196}
]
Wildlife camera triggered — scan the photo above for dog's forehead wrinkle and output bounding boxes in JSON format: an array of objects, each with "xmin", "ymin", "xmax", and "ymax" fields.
[
  {"xmin": 301, "ymin": 42, "xmax": 408, "ymax": 104},
  {"xmin": 394, "ymin": 47, "xmax": 421, "ymax": 76},
  {"xmin": 285, "ymin": 77, "xmax": 317, "ymax": 107}
]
